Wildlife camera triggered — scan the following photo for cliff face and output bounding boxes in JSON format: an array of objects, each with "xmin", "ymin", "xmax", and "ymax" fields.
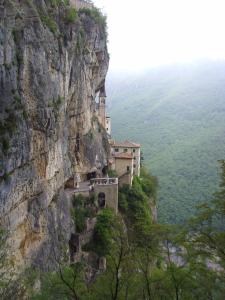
[{"xmin": 0, "ymin": 0, "xmax": 109, "ymax": 270}]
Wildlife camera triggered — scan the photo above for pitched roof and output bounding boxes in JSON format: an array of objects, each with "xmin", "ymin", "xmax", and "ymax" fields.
[
  {"xmin": 113, "ymin": 153, "xmax": 134, "ymax": 159},
  {"xmin": 111, "ymin": 140, "xmax": 141, "ymax": 148}
]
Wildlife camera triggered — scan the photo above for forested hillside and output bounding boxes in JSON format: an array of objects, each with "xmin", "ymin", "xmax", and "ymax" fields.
[{"xmin": 107, "ymin": 61, "xmax": 225, "ymax": 224}]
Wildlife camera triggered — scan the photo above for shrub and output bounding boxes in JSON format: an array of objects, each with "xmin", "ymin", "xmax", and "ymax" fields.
[
  {"xmin": 2, "ymin": 172, "xmax": 10, "ymax": 183},
  {"xmin": 2, "ymin": 138, "xmax": 9, "ymax": 154},
  {"xmin": 79, "ymin": 7, "xmax": 106, "ymax": 27},
  {"xmin": 40, "ymin": 15, "xmax": 58, "ymax": 34},
  {"xmin": 12, "ymin": 29, "xmax": 20, "ymax": 44},
  {"xmin": 5, "ymin": 112, "xmax": 17, "ymax": 135},
  {"xmin": 65, "ymin": 8, "xmax": 77, "ymax": 23},
  {"xmin": 49, "ymin": 0, "xmax": 69, "ymax": 7},
  {"xmin": 22, "ymin": 110, "xmax": 28, "ymax": 120},
  {"xmin": 108, "ymin": 169, "xmax": 118, "ymax": 178},
  {"xmin": 118, "ymin": 168, "xmax": 158, "ymax": 241},
  {"xmin": 71, "ymin": 194, "xmax": 95, "ymax": 233},
  {"xmin": 93, "ymin": 208, "xmax": 115, "ymax": 256}
]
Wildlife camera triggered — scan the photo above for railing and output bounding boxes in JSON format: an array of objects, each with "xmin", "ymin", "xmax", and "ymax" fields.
[
  {"xmin": 90, "ymin": 178, "xmax": 118, "ymax": 185},
  {"xmin": 70, "ymin": 0, "xmax": 93, "ymax": 10}
]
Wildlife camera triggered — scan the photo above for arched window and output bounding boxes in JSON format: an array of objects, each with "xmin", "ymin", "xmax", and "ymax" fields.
[{"xmin": 98, "ymin": 192, "xmax": 106, "ymax": 208}]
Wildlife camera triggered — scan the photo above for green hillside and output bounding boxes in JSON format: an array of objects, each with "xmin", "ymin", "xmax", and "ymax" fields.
[{"xmin": 107, "ymin": 61, "xmax": 225, "ymax": 224}]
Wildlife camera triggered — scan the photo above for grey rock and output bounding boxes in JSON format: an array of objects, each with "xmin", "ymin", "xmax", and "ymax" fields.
[{"xmin": 0, "ymin": 0, "xmax": 109, "ymax": 272}]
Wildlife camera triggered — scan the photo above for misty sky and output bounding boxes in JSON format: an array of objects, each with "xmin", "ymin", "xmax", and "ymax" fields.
[{"xmin": 93, "ymin": 0, "xmax": 225, "ymax": 71}]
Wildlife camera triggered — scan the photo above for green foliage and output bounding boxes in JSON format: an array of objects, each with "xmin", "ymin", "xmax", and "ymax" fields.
[
  {"xmin": 118, "ymin": 168, "xmax": 156, "ymax": 237},
  {"xmin": 22, "ymin": 109, "xmax": 28, "ymax": 120},
  {"xmin": 0, "ymin": 172, "xmax": 10, "ymax": 183},
  {"xmin": 2, "ymin": 138, "xmax": 9, "ymax": 154},
  {"xmin": 140, "ymin": 167, "xmax": 158, "ymax": 200},
  {"xmin": 26, "ymin": 163, "xmax": 225, "ymax": 299},
  {"xmin": 108, "ymin": 61, "xmax": 225, "ymax": 224},
  {"xmin": 49, "ymin": 0, "xmax": 70, "ymax": 7},
  {"xmin": 65, "ymin": 8, "xmax": 77, "ymax": 23},
  {"xmin": 40, "ymin": 15, "xmax": 58, "ymax": 34},
  {"xmin": 12, "ymin": 29, "xmax": 20, "ymax": 44},
  {"xmin": 0, "ymin": 112, "xmax": 17, "ymax": 135},
  {"xmin": 31, "ymin": 263, "xmax": 87, "ymax": 300},
  {"xmin": 71, "ymin": 194, "xmax": 95, "ymax": 233},
  {"xmin": 92, "ymin": 208, "xmax": 115, "ymax": 256},
  {"xmin": 186, "ymin": 160, "xmax": 225, "ymax": 266},
  {"xmin": 107, "ymin": 169, "xmax": 117, "ymax": 178},
  {"xmin": 75, "ymin": 27, "xmax": 86, "ymax": 54},
  {"xmin": 79, "ymin": 7, "xmax": 107, "ymax": 27}
]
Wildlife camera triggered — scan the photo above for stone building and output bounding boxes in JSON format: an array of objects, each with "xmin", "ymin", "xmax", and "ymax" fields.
[
  {"xmin": 70, "ymin": 0, "xmax": 93, "ymax": 10},
  {"xmin": 90, "ymin": 178, "xmax": 118, "ymax": 213},
  {"xmin": 110, "ymin": 140, "xmax": 141, "ymax": 177},
  {"xmin": 111, "ymin": 153, "xmax": 134, "ymax": 186},
  {"xmin": 95, "ymin": 85, "xmax": 111, "ymax": 137}
]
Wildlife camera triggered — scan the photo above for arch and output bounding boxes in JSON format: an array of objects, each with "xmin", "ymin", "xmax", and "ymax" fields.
[{"xmin": 98, "ymin": 192, "xmax": 106, "ymax": 208}]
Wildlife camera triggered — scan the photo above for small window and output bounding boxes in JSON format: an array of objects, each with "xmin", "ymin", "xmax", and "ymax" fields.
[
  {"xmin": 133, "ymin": 149, "xmax": 136, "ymax": 153},
  {"xmin": 115, "ymin": 148, "xmax": 119, "ymax": 152},
  {"xmin": 107, "ymin": 128, "xmax": 108, "ymax": 131},
  {"xmin": 127, "ymin": 166, "xmax": 130, "ymax": 172},
  {"xmin": 133, "ymin": 164, "xmax": 136, "ymax": 168},
  {"xmin": 124, "ymin": 148, "xmax": 128, "ymax": 153},
  {"xmin": 134, "ymin": 156, "xmax": 136, "ymax": 160}
]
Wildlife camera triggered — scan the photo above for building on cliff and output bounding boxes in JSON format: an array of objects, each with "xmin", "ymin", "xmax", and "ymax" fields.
[
  {"xmin": 109, "ymin": 140, "xmax": 141, "ymax": 186},
  {"xmin": 70, "ymin": 0, "xmax": 93, "ymax": 9}
]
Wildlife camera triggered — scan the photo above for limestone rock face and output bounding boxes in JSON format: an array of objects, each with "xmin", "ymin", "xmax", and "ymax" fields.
[{"xmin": 0, "ymin": 0, "xmax": 109, "ymax": 270}]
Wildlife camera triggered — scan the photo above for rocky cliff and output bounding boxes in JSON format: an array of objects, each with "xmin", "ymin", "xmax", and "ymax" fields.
[{"xmin": 0, "ymin": 0, "xmax": 109, "ymax": 271}]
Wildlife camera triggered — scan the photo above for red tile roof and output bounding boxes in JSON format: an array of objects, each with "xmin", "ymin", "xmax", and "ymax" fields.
[
  {"xmin": 113, "ymin": 153, "xmax": 134, "ymax": 159},
  {"xmin": 111, "ymin": 140, "xmax": 141, "ymax": 148}
]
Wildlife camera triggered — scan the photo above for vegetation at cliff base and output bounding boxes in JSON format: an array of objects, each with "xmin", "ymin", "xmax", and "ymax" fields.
[{"xmin": 25, "ymin": 163, "xmax": 225, "ymax": 299}]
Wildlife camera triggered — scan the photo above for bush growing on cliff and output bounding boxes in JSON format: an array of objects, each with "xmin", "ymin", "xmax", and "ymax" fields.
[
  {"xmin": 65, "ymin": 8, "xmax": 77, "ymax": 23},
  {"xmin": 40, "ymin": 15, "xmax": 57, "ymax": 34},
  {"xmin": 49, "ymin": 0, "xmax": 70, "ymax": 7},
  {"xmin": 92, "ymin": 208, "xmax": 115, "ymax": 257},
  {"xmin": 71, "ymin": 194, "xmax": 95, "ymax": 233},
  {"xmin": 79, "ymin": 7, "xmax": 107, "ymax": 28},
  {"xmin": 118, "ymin": 168, "xmax": 157, "ymax": 238},
  {"xmin": 2, "ymin": 138, "xmax": 9, "ymax": 154}
]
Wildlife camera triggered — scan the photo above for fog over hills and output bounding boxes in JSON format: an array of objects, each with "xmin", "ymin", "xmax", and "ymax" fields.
[{"xmin": 107, "ymin": 61, "xmax": 225, "ymax": 224}]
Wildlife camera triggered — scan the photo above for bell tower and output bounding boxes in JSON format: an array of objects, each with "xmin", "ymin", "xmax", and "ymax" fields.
[{"xmin": 98, "ymin": 85, "xmax": 106, "ymax": 128}]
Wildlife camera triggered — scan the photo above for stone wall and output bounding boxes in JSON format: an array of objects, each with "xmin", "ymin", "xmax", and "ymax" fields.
[
  {"xmin": 115, "ymin": 158, "xmax": 133, "ymax": 186},
  {"xmin": 91, "ymin": 179, "xmax": 118, "ymax": 214},
  {"xmin": 70, "ymin": 0, "xmax": 93, "ymax": 10}
]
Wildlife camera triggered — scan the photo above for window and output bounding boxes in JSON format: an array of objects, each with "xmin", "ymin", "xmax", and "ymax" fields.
[
  {"xmin": 133, "ymin": 164, "xmax": 136, "ymax": 168},
  {"xmin": 115, "ymin": 148, "xmax": 119, "ymax": 152},
  {"xmin": 127, "ymin": 166, "xmax": 130, "ymax": 172},
  {"xmin": 134, "ymin": 156, "xmax": 136, "ymax": 160},
  {"xmin": 124, "ymin": 148, "xmax": 128, "ymax": 153},
  {"xmin": 133, "ymin": 149, "xmax": 136, "ymax": 153}
]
